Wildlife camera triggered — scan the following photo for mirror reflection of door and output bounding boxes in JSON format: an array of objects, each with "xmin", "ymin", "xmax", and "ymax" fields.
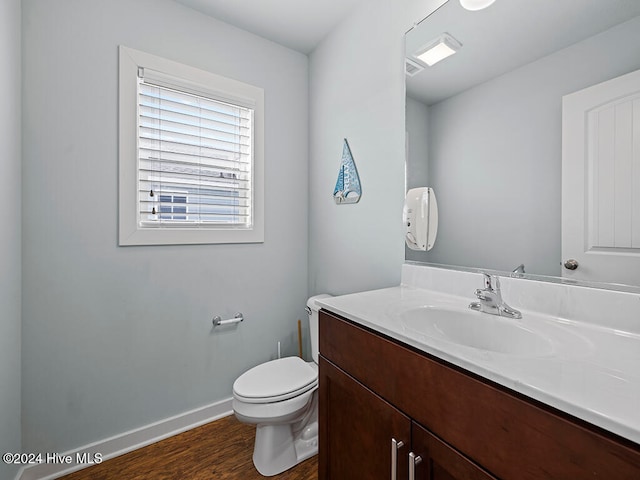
[
  {"xmin": 405, "ymin": 0, "xmax": 640, "ymax": 286},
  {"xmin": 562, "ymin": 68, "xmax": 640, "ymax": 285}
]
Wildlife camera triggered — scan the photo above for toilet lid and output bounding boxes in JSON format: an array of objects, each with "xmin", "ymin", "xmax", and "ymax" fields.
[{"xmin": 233, "ymin": 357, "xmax": 318, "ymax": 403}]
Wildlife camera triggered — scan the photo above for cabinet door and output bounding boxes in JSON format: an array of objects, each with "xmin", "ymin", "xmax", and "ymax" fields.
[
  {"xmin": 319, "ymin": 357, "xmax": 412, "ymax": 480},
  {"xmin": 410, "ymin": 423, "xmax": 497, "ymax": 480}
]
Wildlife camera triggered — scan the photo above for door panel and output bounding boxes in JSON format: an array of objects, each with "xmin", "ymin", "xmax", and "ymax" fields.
[
  {"xmin": 562, "ymin": 67, "xmax": 640, "ymax": 285},
  {"xmin": 319, "ymin": 357, "xmax": 412, "ymax": 480}
]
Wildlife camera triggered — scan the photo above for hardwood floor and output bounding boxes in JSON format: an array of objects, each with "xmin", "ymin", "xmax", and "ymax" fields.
[{"xmin": 58, "ymin": 415, "xmax": 318, "ymax": 480}]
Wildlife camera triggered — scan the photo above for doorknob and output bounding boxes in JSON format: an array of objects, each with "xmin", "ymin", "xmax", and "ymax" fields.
[{"xmin": 564, "ymin": 259, "xmax": 579, "ymax": 270}]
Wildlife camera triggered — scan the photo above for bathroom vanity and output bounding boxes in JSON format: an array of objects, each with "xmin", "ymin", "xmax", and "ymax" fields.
[{"xmin": 317, "ymin": 264, "xmax": 640, "ymax": 479}]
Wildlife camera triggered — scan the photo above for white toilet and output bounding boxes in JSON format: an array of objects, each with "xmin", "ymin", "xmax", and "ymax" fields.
[{"xmin": 232, "ymin": 294, "xmax": 331, "ymax": 476}]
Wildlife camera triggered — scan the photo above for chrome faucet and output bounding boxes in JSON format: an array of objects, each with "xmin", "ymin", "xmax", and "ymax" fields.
[
  {"xmin": 469, "ymin": 273, "xmax": 522, "ymax": 319},
  {"xmin": 511, "ymin": 264, "xmax": 525, "ymax": 275}
]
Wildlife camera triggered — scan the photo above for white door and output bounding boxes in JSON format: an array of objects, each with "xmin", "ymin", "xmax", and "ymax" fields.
[{"xmin": 562, "ymin": 68, "xmax": 640, "ymax": 286}]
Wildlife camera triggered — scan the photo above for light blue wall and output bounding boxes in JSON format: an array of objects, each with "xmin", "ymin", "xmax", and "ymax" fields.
[
  {"xmin": 308, "ymin": 0, "xmax": 445, "ymax": 296},
  {"xmin": 15, "ymin": 0, "xmax": 447, "ymax": 459},
  {"xmin": 0, "ymin": 0, "xmax": 22, "ymax": 478},
  {"xmin": 415, "ymin": 16, "xmax": 640, "ymax": 276},
  {"xmin": 405, "ymin": 96, "xmax": 430, "ymax": 191},
  {"xmin": 21, "ymin": 0, "xmax": 308, "ymax": 453}
]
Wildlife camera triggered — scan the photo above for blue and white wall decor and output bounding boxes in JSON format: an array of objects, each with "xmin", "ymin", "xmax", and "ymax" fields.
[{"xmin": 333, "ymin": 138, "xmax": 361, "ymax": 204}]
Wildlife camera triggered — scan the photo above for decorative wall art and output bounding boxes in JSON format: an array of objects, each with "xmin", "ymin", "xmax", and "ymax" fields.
[{"xmin": 333, "ymin": 138, "xmax": 361, "ymax": 204}]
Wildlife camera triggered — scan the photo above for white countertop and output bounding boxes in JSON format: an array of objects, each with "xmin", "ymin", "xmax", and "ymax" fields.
[{"xmin": 318, "ymin": 282, "xmax": 640, "ymax": 445}]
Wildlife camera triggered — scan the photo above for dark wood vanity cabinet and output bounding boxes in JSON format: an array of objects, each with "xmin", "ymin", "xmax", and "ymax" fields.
[
  {"xmin": 318, "ymin": 309, "xmax": 640, "ymax": 480},
  {"xmin": 319, "ymin": 357, "xmax": 495, "ymax": 480}
]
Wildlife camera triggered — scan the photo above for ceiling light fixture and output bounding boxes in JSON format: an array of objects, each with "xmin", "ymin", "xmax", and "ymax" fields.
[
  {"xmin": 459, "ymin": 0, "xmax": 496, "ymax": 11},
  {"xmin": 414, "ymin": 33, "xmax": 462, "ymax": 67}
]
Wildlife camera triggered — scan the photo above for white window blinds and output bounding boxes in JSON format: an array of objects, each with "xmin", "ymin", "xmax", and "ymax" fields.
[{"xmin": 137, "ymin": 70, "xmax": 254, "ymax": 229}]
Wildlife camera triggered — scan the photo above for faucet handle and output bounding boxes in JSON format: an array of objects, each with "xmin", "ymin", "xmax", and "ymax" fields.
[
  {"xmin": 481, "ymin": 273, "xmax": 496, "ymax": 291},
  {"xmin": 474, "ymin": 273, "xmax": 521, "ymax": 319}
]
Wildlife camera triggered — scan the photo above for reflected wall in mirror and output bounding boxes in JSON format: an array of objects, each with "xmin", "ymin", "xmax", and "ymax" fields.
[{"xmin": 405, "ymin": 0, "xmax": 640, "ymax": 287}]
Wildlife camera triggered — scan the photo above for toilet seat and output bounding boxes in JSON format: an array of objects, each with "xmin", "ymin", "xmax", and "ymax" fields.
[{"xmin": 233, "ymin": 357, "xmax": 318, "ymax": 404}]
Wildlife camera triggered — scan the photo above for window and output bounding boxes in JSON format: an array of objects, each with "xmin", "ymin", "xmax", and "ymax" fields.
[
  {"xmin": 137, "ymin": 79, "xmax": 253, "ymax": 228},
  {"xmin": 119, "ymin": 46, "xmax": 264, "ymax": 245}
]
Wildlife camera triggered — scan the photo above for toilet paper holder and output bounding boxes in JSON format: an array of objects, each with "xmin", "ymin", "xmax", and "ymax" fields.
[{"xmin": 212, "ymin": 312, "xmax": 244, "ymax": 327}]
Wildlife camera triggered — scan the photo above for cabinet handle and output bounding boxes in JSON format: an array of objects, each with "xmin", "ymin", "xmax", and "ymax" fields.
[
  {"xmin": 409, "ymin": 451, "xmax": 422, "ymax": 480},
  {"xmin": 391, "ymin": 438, "xmax": 404, "ymax": 480}
]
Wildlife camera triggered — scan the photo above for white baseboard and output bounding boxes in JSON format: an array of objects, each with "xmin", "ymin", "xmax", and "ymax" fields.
[{"xmin": 18, "ymin": 397, "xmax": 233, "ymax": 480}]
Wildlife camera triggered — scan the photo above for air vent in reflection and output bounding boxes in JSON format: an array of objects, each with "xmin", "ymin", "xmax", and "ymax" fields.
[{"xmin": 405, "ymin": 57, "xmax": 424, "ymax": 77}]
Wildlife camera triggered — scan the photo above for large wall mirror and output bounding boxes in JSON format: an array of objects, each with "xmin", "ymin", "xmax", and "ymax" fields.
[{"xmin": 405, "ymin": 0, "xmax": 640, "ymax": 288}]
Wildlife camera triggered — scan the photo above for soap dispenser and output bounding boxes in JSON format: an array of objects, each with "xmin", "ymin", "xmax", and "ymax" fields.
[{"xmin": 403, "ymin": 187, "xmax": 438, "ymax": 251}]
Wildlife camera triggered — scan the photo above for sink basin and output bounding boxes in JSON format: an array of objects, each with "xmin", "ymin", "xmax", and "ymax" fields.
[{"xmin": 399, "ymin": 306, "xmax": 553, "ymax": 356}]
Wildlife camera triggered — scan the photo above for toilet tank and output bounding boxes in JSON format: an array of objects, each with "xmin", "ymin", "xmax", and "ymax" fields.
[{"xmin": 306, "ymin": 294, "xmax": 332, "ymax": 364}]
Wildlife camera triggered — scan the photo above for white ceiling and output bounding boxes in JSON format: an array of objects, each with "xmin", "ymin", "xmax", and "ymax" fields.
[
  {"xmin": 174, "ymin": 0, "xmax": 364, "ymax": 54},
  {"xmin": 406, "ymin": 0, "xmax": 640, "ymax": 105}
]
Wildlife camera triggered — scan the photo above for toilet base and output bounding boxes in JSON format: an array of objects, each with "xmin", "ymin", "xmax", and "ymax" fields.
[
  {"xmin": 253, "ymin": 422, "xmax": 319, "ymax": 476},
  {"xmin": 294, "ymin": 420, "xmax": 319, "ymax": 464},
  {"xmin": 251, "ymin": 396, "xmax": 318, "ymax": 476}
]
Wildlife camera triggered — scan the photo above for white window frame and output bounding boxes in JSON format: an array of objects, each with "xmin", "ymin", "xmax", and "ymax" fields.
[{"xmin": 118, "ymin": 46, "xmax": 264, "ymax": 246}]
